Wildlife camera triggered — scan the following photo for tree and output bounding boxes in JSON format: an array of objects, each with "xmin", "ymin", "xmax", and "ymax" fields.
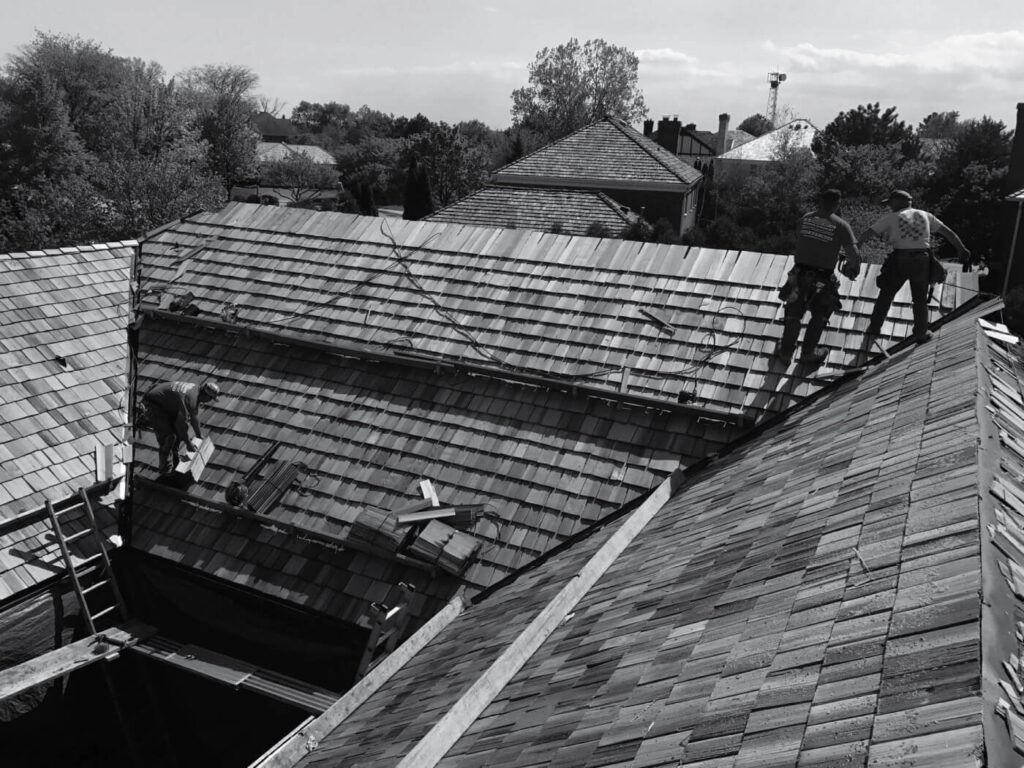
[
  {"xmin": 402, "ymin": 157, "xmax": 434, "ymax": 220},
  {"xmin": 0, "ymin": 32, "xmax": 223, "ymax": 249},
  {"xmin": 923, "ymin": 116, "xmax": 1013, "ymax": 266},
  {"xmin": 814, "ymin": 102, "xmax": 915, "ymax": 150},
  {"xmin": 178, "ymin": 64, "xmax": 260, "ymax": 186},
  {"xmin": 414, "ymin": 123, "xmax": 489, "ymax": 206},
  {"xmin": 918, "ymin": 111, "xmax": 960, "ymax": 139},
  {"xmin": 511, "ymin": 38, "xmax": 647, "ymax": 143},
  {"xmin": 259, "ymin": 152, "xmax": 340, "ymax": 204},
  {"xmin": 737, "ymin": 113, "xmax": 773, "ymax": 137}
]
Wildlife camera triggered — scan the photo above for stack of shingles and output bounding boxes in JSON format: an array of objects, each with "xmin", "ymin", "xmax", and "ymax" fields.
[
  {"xmin": 407, "ymin": 519, "xmax": 480, "ymax": 576},
  {"xmin": 345, "ymin": 506, "xmax": 406, "ymax": 552}
]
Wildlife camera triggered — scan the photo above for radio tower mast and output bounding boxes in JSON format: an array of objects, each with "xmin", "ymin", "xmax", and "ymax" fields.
[{"xmin": 766, "ymin": 72, "xmax": 787, "ymax": 126}]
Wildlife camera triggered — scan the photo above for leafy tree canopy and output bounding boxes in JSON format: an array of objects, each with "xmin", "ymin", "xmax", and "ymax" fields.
[
  {"xmin": 737, "ymin": 113, "xmax": 773, "ymax": 137},
  {"xmin": 511, "ymin": 38, "xmax": 647, "ymax": 143}
]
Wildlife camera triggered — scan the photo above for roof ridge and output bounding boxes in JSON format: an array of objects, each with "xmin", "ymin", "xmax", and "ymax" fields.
[
  {"xmin": 489, "ymin": 119, "xmax": 599, "ymax": 177},
  {"xmin": 606, "ymin": 116, "xmax": 701, "ymax": 185}
]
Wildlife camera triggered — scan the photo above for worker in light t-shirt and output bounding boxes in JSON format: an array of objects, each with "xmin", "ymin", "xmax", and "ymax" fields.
[{"xmin": 859, "ymin": 190, "xmax": 970, "ymax": 344}]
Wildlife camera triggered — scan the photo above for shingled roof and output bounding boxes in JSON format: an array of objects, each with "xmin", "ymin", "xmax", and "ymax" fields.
[
  {"xmin": 426, "ymin": 185, "xmax": 638, "ymax": 236},
  {"xmin": 0, "ymin": 242, "xmax": 130, "ymax": 600},
  {"xmin": 258, "ymin": 142, "xmax": 336, "ymax": 166},
  {"xmin": 493, "ymin": 117, "xmax": 703, "ymax": 189},
  {"xmin": 718, "ymin": 119, "xmax": 818, "ymax": 163},
  {"xmin": 268, "ymin": 299, "xmax": 1021, "ymax": 768},
  {"xmin": 131, "ymin": 204, "xmax": 978, "ymax": 637}
]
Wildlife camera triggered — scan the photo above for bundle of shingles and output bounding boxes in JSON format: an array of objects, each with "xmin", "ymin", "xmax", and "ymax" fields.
[
  {"xmin": 346, "ymin": 506, "xmax": 407, "ymax": 551},
  {"xmin": 406, "ymin": 519, "xmax": 480, "ymax": 576}
]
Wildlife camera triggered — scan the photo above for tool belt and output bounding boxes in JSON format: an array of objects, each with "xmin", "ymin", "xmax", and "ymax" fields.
[{"xmin": 778, "ymin": 265, "xmax": 841, "ymax": 318}]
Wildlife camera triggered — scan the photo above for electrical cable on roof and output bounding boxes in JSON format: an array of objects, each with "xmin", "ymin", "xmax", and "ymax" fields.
[{"xmin": 261, "ymin": 222, "xmax": 444, "ymax": 326}]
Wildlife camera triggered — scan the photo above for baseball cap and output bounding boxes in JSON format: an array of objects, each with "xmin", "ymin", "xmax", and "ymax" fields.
[
  {"xmin": 201, "ymin": 381, "xmax": 221, "ymax": 400},
  {"xmin": 883, "ymin": 189, "xmax": 913, "ymax": 204}
]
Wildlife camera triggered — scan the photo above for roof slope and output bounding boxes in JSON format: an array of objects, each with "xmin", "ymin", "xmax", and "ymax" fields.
[
  {"xmin": 258, "ymin": 142, "xmax": 336, "ymax": 165},
  {"xmin": 493, "ymin": 117, "xmax": 703, "ymax": 188},
  {"xmin": 718, "ymin": 119, "xmax": 818, "ymax": 162},
  {"xmin": 0, "ymin": 242, "xmax": 130, "ymax": 601},
  {"xmin": 132, "ymin": 205, "xmax": 978, "ymax": 634},
  {"xmin": 283, "ymin": 301, "xmax": 1015, "ymax": 767},
  {"xmin": 426, "ymin": 185, "xmax": 638, "ymax": 236},
  {"xmin": 138, "ymin": 203, "xmax": 976, "ymax": 421},
  {"xmin": 0, "ymin": 243, "xmax": 131, "ymax": 512}
]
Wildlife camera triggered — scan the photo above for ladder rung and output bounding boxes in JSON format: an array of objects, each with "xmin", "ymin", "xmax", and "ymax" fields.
[
  {"xmin": 76, "ymin": 552, "xmax": 105, "ymax": 568},
  {"xmin": 82, "ymin": 580, "xmax": 110, "ymax": 596},
  {"xmin": 90, "ymin": 605, "xmax": 118, "ymax": 622},
  {"xmin": 53, "ymin": 505, "xmax": 84, "ymax": 518},
  {"xmin": 65, "ymin": 529, "xmax": 93, "ymax": 545}
]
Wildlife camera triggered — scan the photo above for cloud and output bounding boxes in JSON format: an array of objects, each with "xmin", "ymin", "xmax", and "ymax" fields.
[
  {"xmin": 636, "ymin": 48, "xmax": 698, "ymax": 65},
  {"xmin": 765, "ymin": 30, "xmax": 1024, "ymax": 77},
  {"xmin": 636, "ymin": 47, "xmax": 729, "ymax": 81}
]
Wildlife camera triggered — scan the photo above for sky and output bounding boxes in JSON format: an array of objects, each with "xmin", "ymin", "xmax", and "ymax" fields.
[{"xmin": 3, "ymin": 0, "xmax": 1023, "ymax": 134}]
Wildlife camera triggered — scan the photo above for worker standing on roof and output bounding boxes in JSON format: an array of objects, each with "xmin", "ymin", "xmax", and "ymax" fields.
[
  {"xmin": 775, "ymin": 188, "xmax": 862, "ymax": 367},
  {"xmin": 859, "ymin": 190, "xmax": 971, "ymax": 344},
  {"xmin": 143, "ymin": 380, "xmax": 220, "ymax": 474}
]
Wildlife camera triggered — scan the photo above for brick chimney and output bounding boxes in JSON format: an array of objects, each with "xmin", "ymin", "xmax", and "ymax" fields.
[
  {"xmin": 656, "ymin": 116, "xmax": 681, "ymax": 153},
  {"xmin": 716, "ymin": 113, "xmax": 730, "ymax": 155},
  {"xmin": 1002, "ymin": 103, "xmax": 1024, "ymax": 294},
  {"xmin": 1008, "ymin": 103, "xmax": 1024, "ymax": 194},
  {"xmin": 643, "ymin": 119, "xmax": 654, "ymax": 137}
]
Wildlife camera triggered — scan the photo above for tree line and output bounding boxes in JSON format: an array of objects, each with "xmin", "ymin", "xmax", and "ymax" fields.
[
  {"xmin": 688, "ymin": 104, "xmax": 1013, "ymax": 269},
  {"xmin": 0, "ymin": 31, "xmax": 1014, "ymax": 273}
]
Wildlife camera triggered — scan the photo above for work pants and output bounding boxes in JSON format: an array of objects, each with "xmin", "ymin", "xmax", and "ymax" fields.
[
  {"xmin": 778, "ymin": 267, "xmax": 840, "ymax": 356},
  {"xmin": 869, "ymin": 250, "xmax": 931, "ymax": 341}
]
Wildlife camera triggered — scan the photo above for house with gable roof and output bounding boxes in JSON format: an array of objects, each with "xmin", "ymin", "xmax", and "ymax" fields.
[
  {"xmin": 715, "ymin": 118, "xmax": 819, "ymax": 181},
  {"xmin": 255, "ymin": 297, "xmax": 1024, "ymax": 768},
  {"xmin": 490, "ymin": 116, "xmax": 704, "ymax": 234}
]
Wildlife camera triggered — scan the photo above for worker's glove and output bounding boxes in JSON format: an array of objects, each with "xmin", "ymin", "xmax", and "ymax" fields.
[
  {"xmin": 839, "ymin": 260, "xmax": 860, "ymax": 280},
  {"xmin": 189, "ymin": 437, "xmax": 203, "ymax": 451}
]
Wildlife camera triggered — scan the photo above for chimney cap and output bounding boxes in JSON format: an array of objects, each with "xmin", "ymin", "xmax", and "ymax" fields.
[{"xmin": 719, "ymin": 113, "xmax": 731, "ymax": 121}]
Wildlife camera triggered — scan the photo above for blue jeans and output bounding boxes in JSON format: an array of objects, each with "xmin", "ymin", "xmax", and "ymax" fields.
[{"xmin": 869, "ymin": 250, "xmax": 931, "ymax": 340}]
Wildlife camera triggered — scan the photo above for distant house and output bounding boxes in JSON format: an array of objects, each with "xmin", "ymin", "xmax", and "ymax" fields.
[
  {"xmin": 252, "ymin": 111, "xmax": 299, "ymax": 143},
  {"xmin": 490, "ymin": 116, "xmax": 704, "ymax": 234},
  {"xmin": 714, "ymin": 118, "xmax": 819, "ymax": 180},
  {"xmin": 645, "ymin": 114, "xmax": 755, "ymax": 167},
  {"xmin": 232, "ymin": 141, "xmax": 340, "ymax": 205},
  {"xmin": 426, "ymin": 185, "xmax": 639, "ymax": 236}
]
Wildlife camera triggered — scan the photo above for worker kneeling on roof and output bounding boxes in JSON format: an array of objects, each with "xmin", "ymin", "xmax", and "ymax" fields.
[
  {"xmin": 143, "ymin": 380, "xmax": 219, "ymax": 474},
  {"xmin": 775, "ymin": 188, "xmax": 862, "ymax": 368}
]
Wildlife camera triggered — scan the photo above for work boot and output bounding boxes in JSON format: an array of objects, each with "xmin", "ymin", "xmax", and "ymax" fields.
[
  {"xmin": 776, "ymin": 317, "xmax": 800, "ymax": 364},
  {"xmin": 915, "ymin": 331, "xmax": 933, "ymax": 344}
]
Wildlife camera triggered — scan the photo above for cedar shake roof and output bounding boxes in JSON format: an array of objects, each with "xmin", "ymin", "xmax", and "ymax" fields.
[
  {"xmin": 131, "ymin": 204, "xmax": 977, "ymax": 635},
  {"xmin": 493, "ymin": 117, "xmax": 703, "ymax": 189},
  {"xmin": 277, "ymin": 300, "xmax": 1021, "ymax": 768},
  {"xmin": 0, "ymin": 242, "xmax": 130, "ymax": 599},
  {"xmin": 425, "ymin": 185, "xmax": 638, "ymax": 236}
]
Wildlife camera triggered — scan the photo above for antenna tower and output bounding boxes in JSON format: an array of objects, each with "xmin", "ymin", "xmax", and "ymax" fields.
[{"xmin": 766, "ymin": 72, "xmax": 787, "ymax": 126}]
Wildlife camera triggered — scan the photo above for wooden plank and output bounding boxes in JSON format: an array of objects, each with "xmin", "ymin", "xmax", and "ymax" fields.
[{"xmin": 0, "ymin": 620, "xmax": 156, "ymax": 701}]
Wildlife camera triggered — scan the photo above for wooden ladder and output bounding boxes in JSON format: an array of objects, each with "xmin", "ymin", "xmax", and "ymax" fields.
[{"xmin": 45, "ymin": 488, "xmax": 128, "ymax": 634}]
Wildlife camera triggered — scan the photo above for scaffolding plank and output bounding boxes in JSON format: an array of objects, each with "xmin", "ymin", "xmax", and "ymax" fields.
[
  {"xmin": 0, "ymin": 620, "xmax": 157, "ymax": 702},
  {"xmin": 131, "ymin": 635, "xmax": 339, "ymax": 713}
]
